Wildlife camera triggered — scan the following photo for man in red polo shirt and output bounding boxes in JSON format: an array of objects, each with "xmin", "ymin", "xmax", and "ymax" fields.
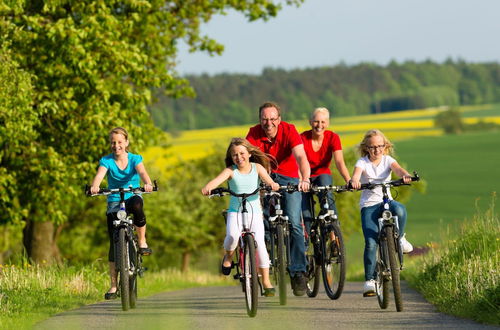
[{"xmin": 246, "ymin": 101, "xmax": 311, "ymax": 296}]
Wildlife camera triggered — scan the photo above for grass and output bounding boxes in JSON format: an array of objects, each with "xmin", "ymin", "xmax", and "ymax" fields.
[
  {"xmin": 0, "ymin": 261, "xmax": 230, "ymax": 329},
  {"xmin": 404, "ymin": 198, "xmax": 500, "ymax": 325}
]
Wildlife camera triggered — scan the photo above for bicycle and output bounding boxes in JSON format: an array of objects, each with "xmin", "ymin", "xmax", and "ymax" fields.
[
  {"xmin": 357, "ymin": 172, "xmax": 420, "ymax": 312},
  {"xmin": 261, "ymin": 183, "xmax": 298, "ymax": 306},
  {"xmin": 209, "ymin": 186, "xmax": 263, "ymax": 318},
  {"xmin": 305, "ymin": 184, "xmax": 349, "ymax": 300},
  {"xmin": 86, "ymin": 181, "xmax": 158, "ymax": 311}
]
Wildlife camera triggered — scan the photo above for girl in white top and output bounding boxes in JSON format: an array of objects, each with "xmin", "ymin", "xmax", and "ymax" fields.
[
  {"xmin": 202, "ymin": 138, "xmax": 279, "ymax": 296},
  {"xmin": 350, "ymin": 129, "xmax": 413, "ymax": 297}
]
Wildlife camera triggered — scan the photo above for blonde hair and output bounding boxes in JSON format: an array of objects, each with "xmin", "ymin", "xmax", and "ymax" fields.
[
  {"xmin": 358, "ymin": 129, "xmax": 393, "ymax": 157},
  {"xmin": 109, "ymin": 127, "xmax": 129, "ymax": 152},
  {"xmin": 224, "ymin": 138, "xmax": 274, "ymax": 172},
  {"xmin": 310, "ymin": 107, "xmax": 330, "ymax": 120}
]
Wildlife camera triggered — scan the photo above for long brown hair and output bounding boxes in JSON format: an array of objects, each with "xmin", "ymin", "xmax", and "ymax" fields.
[{"xmin": 224, "ymin": 138, "xmax": 274, "ymax": 172}]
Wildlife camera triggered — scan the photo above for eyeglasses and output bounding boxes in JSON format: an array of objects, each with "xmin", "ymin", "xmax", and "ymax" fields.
[
  {"xmin": 260, "ymin": 117, "xmax": 279, "ymax": 123},
  {"xmin": 367, "ymin": 144, "xmax": 386, "ymax": 150}
]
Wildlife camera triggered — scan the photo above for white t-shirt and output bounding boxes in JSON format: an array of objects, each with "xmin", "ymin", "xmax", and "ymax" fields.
[{"xmin": 354, "ymin": 155, "xmax": 396, "ymax": 209}]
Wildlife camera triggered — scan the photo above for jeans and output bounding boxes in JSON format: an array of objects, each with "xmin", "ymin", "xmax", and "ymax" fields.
[
  {"xmin": 301, "ymin": 174, "xmax": 338, "ymax": 238},
  {"xmin": 361, "ymin": 200, "xmax": 407, "ymax": 281},
  {"xmin": 267, "ymin": 173, "xmax": 307, "ymax": 276}
]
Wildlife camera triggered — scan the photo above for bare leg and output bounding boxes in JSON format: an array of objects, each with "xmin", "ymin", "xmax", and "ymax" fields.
[
  {"xmin": 223, "ymin": 250, "xmax": 235, "ymax": 267},
  {"xmin": 259, "ymin": 267, "xmax": 273, "ymax": 289},
  {"xmin": 136, "ymin": 225, "xmax": 147, "ymax": 248},
  {"xmin": 108, "ymin": 261, "xmax": 118, "ymax": 293}
]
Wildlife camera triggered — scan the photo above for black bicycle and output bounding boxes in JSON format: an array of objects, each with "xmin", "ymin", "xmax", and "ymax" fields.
[
  {"xmin": 209, "ymin": 186, "xmax": 263, "ymax": 317},
  {"xmin": 262, "ymin": 184, "xmax": 298, "ymax": 306},
  {"xmin": 358, "ymin": 172, "xmax": 419, "ymax": 312},
  {"xmin": 86, "ymin": 181, "xmax": 158, "ymax": 311},
  {"xmin": 305, "ymin": 184, "xmax": 349, "ymax": 300}
]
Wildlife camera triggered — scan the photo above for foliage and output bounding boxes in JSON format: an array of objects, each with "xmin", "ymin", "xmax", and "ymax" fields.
[
  {"xmin": 434, "ymin": 107, "xmax": 465, "ymax": 134},
  {"xmin": 0, "ymin": 0, "xmax": 304, "ymax": 262},
  {"xmin": 405, "ymin": 196, "xmax": 499, "ymax": 325},
  {"xmin": 150, "ymin": 60, "xmax": 500, "ymax": 131}
]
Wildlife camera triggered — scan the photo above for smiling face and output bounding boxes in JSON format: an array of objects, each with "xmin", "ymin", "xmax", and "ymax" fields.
[
  {"xmin": 310, "ymin": 111, "xmax": 329, "ymax": 137},
  {"xmin": 366, "ymin": 135, "xmax": 386, "ymax": 161},
  {"xmin": 260, "ymin": 106, "xmax": 281, "ymax": 139},
  {"xmin": 230, "ymin": 144, "xmax": 251, "ymax": 170},
  {"xmin": 110, "ymin": 132, "xmax": 129, "ymax": 157}
]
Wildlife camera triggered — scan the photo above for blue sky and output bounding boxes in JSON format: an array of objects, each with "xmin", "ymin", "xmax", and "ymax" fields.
[{"xmin": 176, "ymin": 0, "xmax": 500, "ymax": 75}]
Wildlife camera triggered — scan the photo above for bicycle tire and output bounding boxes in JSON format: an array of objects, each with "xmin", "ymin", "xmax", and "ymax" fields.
[
  {"xmin": 243, "ymin": 235, "xmax": 258, "ymax": 317},
  {"xmin": 129, "ymin": 238, "xmax": 138, "ymax": 309},
  {"xmin": 386, "ymin": 226, "xmax": 403, "ymax": 312},
  {"xmin": 375, "ymin": 247, "xmax": 389, "ymax": 309},
  {"xmin": 306, "ymin": 232, "xmax": 321, "ymax": 298},
  {"xmin": 117, "ymin": 227, "xmax": 130, "ymax": 311},
  {"xmin": 322, "ymin": 222, "xmax": 346, "ymax": 300},
  {"xmin": 276, "ymin": 223, "xmax": 287, "ymax": 306}
]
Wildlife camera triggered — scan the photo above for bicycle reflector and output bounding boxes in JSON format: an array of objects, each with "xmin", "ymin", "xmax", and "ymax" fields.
[
  {"xmin": 117, "ymin": 209, "xmax": 127, "ymax": 220},
  {"xmin": 382, "ymin": 210, "xmax": 392, "ymax": 220}
]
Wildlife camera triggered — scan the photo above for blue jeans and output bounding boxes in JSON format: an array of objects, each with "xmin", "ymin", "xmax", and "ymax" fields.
[
  {"xmin": 361, "ymin": 200, "xmax": 407, "ymax": 281},
  {"xmin": 269, "ymin": 173, "xmax": 307, "ymax": 276},
  {"xmin": 301, "ymin": 174, "xmax": 338, "ymax": 238}
]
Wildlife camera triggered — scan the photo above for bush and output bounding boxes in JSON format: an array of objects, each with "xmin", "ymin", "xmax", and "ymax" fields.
[{"xmin": 434, "ymin": 108, "xmax": 464, "ymax": 134}]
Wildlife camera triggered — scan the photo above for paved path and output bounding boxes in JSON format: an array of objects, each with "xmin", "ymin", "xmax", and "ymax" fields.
[{"xmin": 36, "ymin": 282, "xmax": 496, "ymax": 329}]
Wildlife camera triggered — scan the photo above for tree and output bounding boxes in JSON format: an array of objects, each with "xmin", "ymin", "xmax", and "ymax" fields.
[
  {"xmin": 0, "ymin": 0, "xmax": 303, "ymax": 264},
  {"xmin": 434, "ymin": 108, "xmax": 464, "ymax": 134}
]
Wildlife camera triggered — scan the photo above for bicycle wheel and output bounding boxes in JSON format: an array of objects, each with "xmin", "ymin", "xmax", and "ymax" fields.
[
  {"xmin": 305, "ymin": 231, "xmax": 320, "ymax": 298},
  {"xmin": 375, "ymin": 247, "xmax": 389, "ymax": 309},
  {"xmin": 129, "ymin": 238, "xmax": 138, "ymax": 309},
  {"xmin": 243, "ymin": 234, "xmax": 258, "ymax": 317},
  {"xmin": 117, "ymin": 227, "xmax": 130, "ymax": 311},
  {"xmin": 322, "ymin": 221, "xmax": 346, "ymax": 300},
  {"xmin": 386, "ymin": 226, "xmax": 403, "ymax": 312},
  {"xmin": 276, "ymin": 223, "xmax": 287, "ymax": 305}
]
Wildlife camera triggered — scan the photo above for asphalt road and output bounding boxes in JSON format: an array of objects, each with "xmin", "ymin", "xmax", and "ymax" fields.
[{"xmin": 36, "ymin": 281, "xmax": 496, "ymax": 330}]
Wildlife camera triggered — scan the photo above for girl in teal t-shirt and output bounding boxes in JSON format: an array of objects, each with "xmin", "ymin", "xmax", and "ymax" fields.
[{"xmin": 90, "ymin": 127, "xmax": 154, "ymax": 300}]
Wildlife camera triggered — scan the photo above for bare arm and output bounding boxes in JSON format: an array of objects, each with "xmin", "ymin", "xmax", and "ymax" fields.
[
  {"xmin": 201, "ymin": 167, "xmax": 233, "ymax": 195},
  {"xmin": 292, "ymin": 144, "xmax": 311, "ymax": 192},
  {"xmin": 90, "ymin": 166, "xmax": 108, "ymax": 194},
  {"xmin": 136, "ymin": 162, "xmax": 153, "ymax": 192},
  {"xmin": 390, "ymin": 161, "xmax": 412, "ymax": 184},
  {"xmin": 350, "ymin": 166, "xmax": 363, "ymax": 189},
  {"xmin": 256, "ymin": 163, "xmax": 279, "ymax": 191},
  {"xmin": 333, "ymin": 150, "xmax": 351, "ymax": 184}
]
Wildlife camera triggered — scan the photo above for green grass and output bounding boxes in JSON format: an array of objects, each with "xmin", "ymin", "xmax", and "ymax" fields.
[
  {"xmin": 404, "ymin": 200, "xmax": 499, "ymax": 325},
  {"xmin": 0, "ymin": 261, "xmax": 230, "ymax": 329}
]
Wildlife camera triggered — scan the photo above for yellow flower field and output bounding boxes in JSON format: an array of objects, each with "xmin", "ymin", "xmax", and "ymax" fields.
[{"xmin": 142, "ymin": 104, "xmax": 498, "ymax": 172}]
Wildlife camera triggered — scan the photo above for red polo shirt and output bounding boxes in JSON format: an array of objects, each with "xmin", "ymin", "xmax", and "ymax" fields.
[
  {"xmin": 246, "ymin": 121, "xmax": 303, "ymax": 178},
  {"xmin": 301, "ymin": 130, "xmax": 342, "ymax": 177}
]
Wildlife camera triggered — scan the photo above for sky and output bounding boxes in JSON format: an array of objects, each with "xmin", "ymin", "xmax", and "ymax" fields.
[{"xmin": 176, "ymin": 0, "xmax": 500, "ymax": 76}]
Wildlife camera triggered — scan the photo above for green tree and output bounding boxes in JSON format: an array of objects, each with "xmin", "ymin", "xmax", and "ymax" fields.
[
  {"xmin": 0, "ymin": 0, "xmax": 303, "ymax": 264},
  {"xmin": 434, "ymin": 108, "xmax": 464, "ymax": 134}
]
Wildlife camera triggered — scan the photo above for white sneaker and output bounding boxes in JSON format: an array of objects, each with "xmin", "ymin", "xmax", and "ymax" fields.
[
  {"xmin": 400, "ymin": 233, "xmax": 413, "ymax": 253},
  {"xmin": 363, "ymin": 279, "xmax": 376, "ymax": 297}
]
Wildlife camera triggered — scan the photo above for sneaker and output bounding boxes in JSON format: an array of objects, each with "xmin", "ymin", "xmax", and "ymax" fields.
[
  {"xmin": 291, "ymin": 272, "xmax": 307, "ymax": 296},
  {"xmin": 400, "ymin": 233, "xmax": 413, "ymax": 254},
  {"xmin": 363, "ymin": 279, "xmax": 376, "ymax": 297}
]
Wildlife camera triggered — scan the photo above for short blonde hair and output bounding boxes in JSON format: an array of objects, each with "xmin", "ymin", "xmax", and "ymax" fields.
[
  {"xmin": 310, "ymin": 107, "xmax": 330, "ymax": 120},
  {"xmin": 358, "ymin": 129, "xmax": 393, "ymax": 157}
]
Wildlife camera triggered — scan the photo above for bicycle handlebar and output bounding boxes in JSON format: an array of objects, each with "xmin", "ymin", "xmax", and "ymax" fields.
[
  {"xmin": 209, "ymin": 186, "xmax": 261, "ymax": 199},
  {"xmin": 356, "ymin": 171, "xmax": 420, "ymax": 190},
  {"xmin": 85, "ymin": 180, "xmax": 159, "ymax": 196},
  {"xmin": 310, "ymin": 184, "xmax": 350, "ymax": 193}
]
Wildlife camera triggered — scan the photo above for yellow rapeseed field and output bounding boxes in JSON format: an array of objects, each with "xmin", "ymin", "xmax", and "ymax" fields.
[{"xmin": 142, "ymin": 105, "xmax": 497, "ymax": 173}]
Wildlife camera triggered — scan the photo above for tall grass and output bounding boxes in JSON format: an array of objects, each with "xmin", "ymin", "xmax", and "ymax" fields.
[
  {"xmin": 0, "ymin": 260, "xmax": 229, "ymax": 329},
  {"xmin": 405, "ymin": 195, "xmax": 499, "ymax": 325}
]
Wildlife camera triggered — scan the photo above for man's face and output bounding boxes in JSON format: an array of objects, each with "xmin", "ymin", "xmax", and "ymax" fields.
[{"xmin": 260, "ymin": 107, "xmax": 281, "ymax": 139}]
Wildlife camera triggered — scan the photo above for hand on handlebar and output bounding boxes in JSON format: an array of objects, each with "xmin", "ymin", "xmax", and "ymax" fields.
[
  {"xmin": 144, "ymin": 183, "xmax": 153, "ymax": 193},
  {"xmin": 299, "ymin": 180, "xmax": 310, "ymax": 192},
  {"xmin": 349, "ymin": 179, "xmax": 361, "ymax": 190},
  {"xmin": 90, "ymin": 185, "xmax": 100, "ymax": 195}
]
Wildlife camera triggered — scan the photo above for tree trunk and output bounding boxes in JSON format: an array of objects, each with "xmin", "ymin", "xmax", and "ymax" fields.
[
  {"xmin": 181, "ymin": 251, "xmax": 191, "ymax": 273},
  {"xmin": 23, "ymin": 219, "xmax": 61, "ymax": 265}
]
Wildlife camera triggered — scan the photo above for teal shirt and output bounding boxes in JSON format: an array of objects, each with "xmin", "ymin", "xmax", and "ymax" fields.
[
  {"xmin": 228, "ymin": 163, "xmax": 262, "ymax": 213},
  {"xmin": 99, "ymin": 153, "xmax": 143, "ymax": 203}
]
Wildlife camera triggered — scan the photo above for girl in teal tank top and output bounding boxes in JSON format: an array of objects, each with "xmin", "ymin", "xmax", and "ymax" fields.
[{"xmin": 202, "ymin": 138, "xmax": 279, "ymax": 296}]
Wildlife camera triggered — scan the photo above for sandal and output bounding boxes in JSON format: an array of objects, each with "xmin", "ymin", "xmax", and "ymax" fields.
[
  {"xmin": 263, "ymin": 288, "xmax": 275, "ymax": 297},
  {"xmin": 104, "ymin": 291, "xmax": 118, "ymax": 300},
  {"xmin": 221, "ymin": 258, "xmax": 232, "ymax": 276},
  {"xmin": 139, "ymin": 247, "xmax": 153, "ymax": 256}
]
